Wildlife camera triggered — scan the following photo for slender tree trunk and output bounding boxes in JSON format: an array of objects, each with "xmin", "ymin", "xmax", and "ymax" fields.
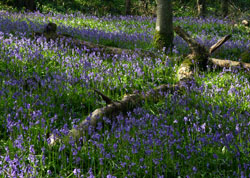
[
  {"xmin": 15, "ymin": 0, "xmax": 24, "ymax": 9},
  {"xmin": 197, "ymin": 0, "xmax": 206, "ymax": 17},
  {"xmin": 153, "ymin": 0, "xmax": 174, "ymax": 51},
  {"xmin": 221, "ymin": 0, "xmax": 229, "ymax": 17},
  {"xmin": 24, "ymin": 0, "xmax": 36, "ymax": 11},
  {"xmin": 125, "ymin": 0, "xmax": 131, "ymax": 15}
]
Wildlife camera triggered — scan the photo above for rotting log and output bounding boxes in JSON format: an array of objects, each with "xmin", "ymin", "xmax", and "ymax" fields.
[
  {"xmin": 209, "ymin": 58, "xmax": 250, "ymax": 71},
  {"xmin": 69, "ymin": 38, "xmax": 157, "ymax": 58},
  {"xmin": 174, "ymin": 26, "xmax": 209, "ymax": 80},
  {"xmin": 49, "ymin": 83, "xmax": 185, "ymax": 145},
  {"xmin": 33, "ymin": 23, "xmax": 157, "ymax": 59},
  {"xmin": 94, "ymin": 89, "xmax": 114, "ymax": 105},
  {"xmin": 174, "ymin": 26, "xmax": 250, "ymax": 71},
  {"xmin": 174, "ymin": 25, "xmax": 250, "ymax": 77}
]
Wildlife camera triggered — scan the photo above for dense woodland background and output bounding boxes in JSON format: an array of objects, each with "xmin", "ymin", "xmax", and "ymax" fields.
[{"xmin": 1, "ymin": 0, "xmax": 250, "ymax": 17}]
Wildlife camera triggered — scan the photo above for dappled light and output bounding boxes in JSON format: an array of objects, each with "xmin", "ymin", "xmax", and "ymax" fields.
[{"xmin": 0, "ymin": 1, "xmax": 250, "ymax": 177}]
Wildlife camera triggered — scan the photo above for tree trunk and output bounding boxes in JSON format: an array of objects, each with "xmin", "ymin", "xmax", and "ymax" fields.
[
  {"xmin": 197, "ymin": 0, "xmax": 206, "ymax": 17},
  {"xmin": 221, "ymin": 0, "xmax": 229, "ymax": 17},
  {"xmin": 125, "ymin": 0, "xmax": 131, "ymax": 15},
  {"xmin": 24, "ymin": 0, "xmax": 36, "ymax": 11},
  {"xmin": 153, "ymin": 0, "xmax": 174, "ymax": 50}
]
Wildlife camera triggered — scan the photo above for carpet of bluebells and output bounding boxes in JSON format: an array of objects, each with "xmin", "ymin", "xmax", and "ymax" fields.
[{"xmin": 0, "ymin": 11, "xmax": 250, "ymax": 178}]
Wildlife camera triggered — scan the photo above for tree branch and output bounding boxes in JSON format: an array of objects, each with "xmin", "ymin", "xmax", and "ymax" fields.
[
  {"xmin": 174, "ymin": 26, "xmax": 206, "ymax": 55},
  {"xmin": 209, "ymin": 35, "xmax": 231, "ymax": 54},
  {"xmin": 49, "ymin": 83, "xmax": 183, "ymax": 145},
  {"xmin": 209, "ymin": 58, "xmax": 250, "ymax": 71},
  {"xmin": 94, "ymin": 89, "xmax": 114, "ymax": 105}
]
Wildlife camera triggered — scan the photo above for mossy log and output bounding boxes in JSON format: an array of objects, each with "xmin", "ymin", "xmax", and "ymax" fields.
[
  {"xmin": 49, "ymin": 83, "xmax": 185, "ymax": 145},
  {"xmin": 174, "ymin": 26, "xmax": 250, "ymax": 79},
  {"xmin": 69, "ymin": 39, "xmax": 157, "ymax": 58},
  {"xmin": 33, "ymin": 23, "xmax": 157, "ymax": 59},
  {"xmin": 174, "ymin": 26, "xmax": 210, "ymax": 79}
]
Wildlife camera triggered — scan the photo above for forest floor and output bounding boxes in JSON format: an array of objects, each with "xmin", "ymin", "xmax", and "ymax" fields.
[{"xmin": 0, "ymin": 11, "xmax": 249, "ymax": 177}]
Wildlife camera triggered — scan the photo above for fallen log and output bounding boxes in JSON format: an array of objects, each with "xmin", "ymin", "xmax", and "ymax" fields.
[
  {"xmin": 49, "ymin": 83, "xmax": 187, "ymax": 145},
  {"xmin": 209, "ymin": 58, "xmax": 250, "ymax": 71},
  {"xmin": 33, "ymin": 23, "xmax": 157, "ymax": 59},
  {"xmin": 173, "ymin": 26, "xmax": 250, "ymax": 79},
  {"xmin": 69, "ymin": 38, "xmax": 158, "ymax": 58}
]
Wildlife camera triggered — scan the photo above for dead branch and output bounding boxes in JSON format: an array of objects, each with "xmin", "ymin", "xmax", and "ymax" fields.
[
  {"xmin": 94, "ymin": 89, "xmax": 114, "ymax": 105},
  {"xmin": 174, "ymin": 26, "xmax": 207, "ymax": 57},
  {"xmin": 49, "ymin": 83, "xmax": 183, "ymax": 145},
  {"xmin": 174, "ymin": 26, "xmax": 250, "ymax": 79},
  {"xmin": 209, "ymin": 58, "xmax": 250, "ymax": 71},
  {"xmin": 66, "ymin": 37, "xmax": 157, "ymax": 59},
  {"xmin": 209, "ymin": 35, "xmax": 231, "ymax": 54}
]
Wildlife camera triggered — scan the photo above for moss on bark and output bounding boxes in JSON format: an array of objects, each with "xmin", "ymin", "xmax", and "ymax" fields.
[{"xmin": 153, "ymin": 31, "xmax": 173, "ymax": 50}]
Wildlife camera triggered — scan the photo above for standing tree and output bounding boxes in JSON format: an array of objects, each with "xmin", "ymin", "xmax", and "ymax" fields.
[
  {"xmin": 197, "ymin": 0, "xmax": 206, "ymax": 17},
  {"xmin": 153, "ymin": 0, "xmax": 174, "ymax": 51},
  {"xmin": 24, "ymin": 0, "xmax": 36, "ymax": 11},
  {"xmin": 221, "ymin": 0, "xmax": 229, "ymax": 17},
  {"xmin": 125, "ymin": 0, "xmax": 131, "ymax": 15}
]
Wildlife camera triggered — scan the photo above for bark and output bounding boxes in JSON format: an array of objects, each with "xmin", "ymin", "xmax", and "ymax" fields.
[
  {"xmin": 209, "ymin": 58, "xmax": 250, "ymax": 71},
  {"xmin": 153, "ymin": 0, "xmax": 174, "ymax": 50},
  {"xmin": 24, "ymin": 0, "xmax": 36, "ymax": 11},
  {"xmin": 209, "ymin": 35, "xmax": 231, "ymax": 54},
  {"xmin": 174, "ymin": 26, "xmax": 209, "ymax": 79},
  {"xmin": 222, "ymin": 0, "xmax": 229, "ymax": 17},
  {"xmin": 125, "ymin": 0, "xmax": 131, "ymax": 15},
  {"xmin": 49, "ymin": 83, "xmax": 185, "ymax": 145},
  {"xmin": 69, "ymin": 38, "xmax": 157, "ymax": 58},
  {"xmin": 174, "ymin": 26, "xmax": 250, "ymax": 79},
  {"xmin": 33, "ymin": 23, "xmax": 157, "ymax": 59},
  {"xmin": 197, "ymin": 0, "xmax": 206, "ymax": 17}
]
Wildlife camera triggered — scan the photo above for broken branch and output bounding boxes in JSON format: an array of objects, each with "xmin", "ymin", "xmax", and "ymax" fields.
[
  {"xmin": 209, "ymin": 35, "xmax": 231, "ymax": 54},
  {"xmin": 209, "ymin": 58, "xmax": 250, "ymax": 71},
  {"xmin": 49, "ymin": 83, "xmax": 183, "ymax": 145},
  {"xmin": 94, "ymin": 89, "xmax": 114, "ymax": 105}
]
